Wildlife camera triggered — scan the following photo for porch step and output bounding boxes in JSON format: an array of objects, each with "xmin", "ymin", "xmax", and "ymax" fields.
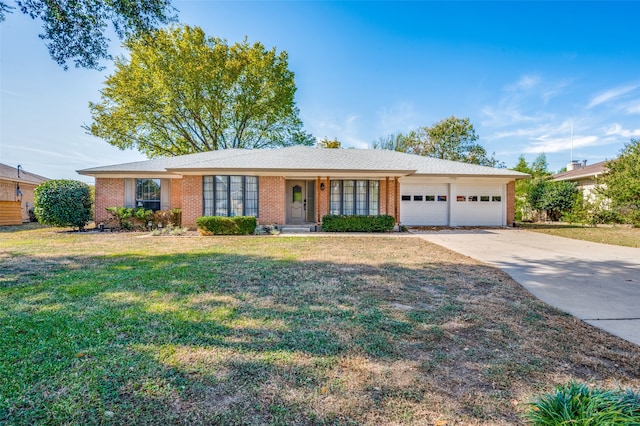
[{"xmin": 279, "ymin": 225, "xmax": 315, "ymax": 234}]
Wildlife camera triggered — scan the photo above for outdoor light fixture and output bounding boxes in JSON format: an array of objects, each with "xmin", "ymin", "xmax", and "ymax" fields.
[
  {"xmin": 16, "ymin": 184, "xmax": 23, "ymax": 197},
  {"xmin": 320, "ymin": 183, "xmax": 325, "ymax": 191}
]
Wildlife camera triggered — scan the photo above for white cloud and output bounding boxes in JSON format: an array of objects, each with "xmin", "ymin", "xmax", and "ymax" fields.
[
  {"xmin": 605, "ymin": 123, "xmax": 640, "ymax": 138},
  {"xmin": 523, "ymin": 135, "xmax": 599, "ymax": 154},
  {"xmin": 587, "ymin": 84, "xmax": 639, "ymax": 108},
  {"xmin": 505, "ymin": 75, "xmax": 540, "ymax": 92},
  {"xmin": 626, "ymin": 102, "xmax": 640, "ymax": 114}
]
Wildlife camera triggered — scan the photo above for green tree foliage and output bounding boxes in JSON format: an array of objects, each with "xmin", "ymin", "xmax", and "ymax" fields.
[
  {"xmin": 372, "ymin": 132, "xmax": 413, "ymax": 152},
  {"xmin": 373, "ymin": 116, "xmax": 502, "ymax": 166},
  {"xmin": 0, "ymin": 0, "xmax": 176, "ymax": 70},
  {"xmin": 511, "ymin": 154, "xmax": 550, "ymax": 221},
  {"xmin": 87, "ymin": 25, "xmax": 313, "ymax": 157},
  {"xmin": 317, "ymin": 138, "xmax": 341, "ymax": 148},
  {"xmin": 599, "ymin": 139, "xmax": 640, "ymax": 225},
  {"xmin": 34, "ymin": 180, "xmax": 92, "ymax": 230},
  {"xmin": 527, "ymin": 179, "xmax": 577, "ymax": 221}
]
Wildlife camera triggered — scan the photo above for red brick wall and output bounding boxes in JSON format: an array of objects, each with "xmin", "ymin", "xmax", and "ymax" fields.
[
  {"xmin": 258, "ymin": 176, "xmax": 285, "ymax": 224},
  {"xmin": 170, "ymin": 179, "xmax": 182, "ymax": 210},
  {"xmin": 506, "ymin": 180, "xmax": 516, "ymax": 225},
  {"xmin": 95, "ymin": 178, "xmax": 124, "ymax": 223},
  {"xmin": 181, "ymin": 176, "xmax": 202, "ymax": 228},
  {"xmin": 317, "ymin": 177, "xmax": 330, "ymax": 221}
]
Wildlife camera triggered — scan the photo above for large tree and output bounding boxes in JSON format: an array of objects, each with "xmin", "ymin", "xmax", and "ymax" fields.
[
  {"xmin": 86, "ymin": 25, "xmax": 314, "ymax": 156},
  {"xmin": 373, "ymin": 116, "xmax": 502, "ymax": 166},
  {"xmin": 599, "ymin": 139, "xmax": 640, "ymax": 224},
  {"xmin": 0, "ymin": 0, "xmax": 176, "ymax": 70}
]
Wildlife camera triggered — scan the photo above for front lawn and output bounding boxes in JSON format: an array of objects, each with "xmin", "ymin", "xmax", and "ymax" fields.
[
  {"xmin": 1, "ymin": 226, "xmax": 638, "ymax": 425},
  {"xmin": 520, "ymin": 223, "xmax": 640, "ymax": 248}
]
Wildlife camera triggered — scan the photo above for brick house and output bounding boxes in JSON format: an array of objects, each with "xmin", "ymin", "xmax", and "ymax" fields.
[
  {"xmin": 77, "ymin": 146, "xmax": 527, "ymax": 229},
  {"xmin": 0, "ymin": 163, "xmax": 49, "ymax": 225}
]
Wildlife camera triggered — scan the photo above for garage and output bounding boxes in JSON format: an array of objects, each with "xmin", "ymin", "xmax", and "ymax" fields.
[
  {"xmin": 452, "ymin": 183, "xmax": 505, "ymax": 226},
  {"xmin": 399, "ymin": 178, "xmax": 508, "ymax": 227},
  {"xmin": 399, "ymin": 182, "xmax": 449, "ymax": 226}
]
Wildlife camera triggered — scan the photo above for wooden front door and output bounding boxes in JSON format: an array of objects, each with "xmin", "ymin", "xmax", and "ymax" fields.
[{"xmin": 286, "ymin": 180, "xmax": 306, "ymax": 224}]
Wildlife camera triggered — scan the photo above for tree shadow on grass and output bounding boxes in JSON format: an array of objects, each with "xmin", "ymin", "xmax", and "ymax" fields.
[{"xmin": 1, "ymin": 248, "xmax": 639, "ymax": 425}]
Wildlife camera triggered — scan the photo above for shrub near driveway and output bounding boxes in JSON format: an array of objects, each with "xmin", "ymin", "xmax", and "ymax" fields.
[{"xmin": 0, "ymin": 228, "xmax": 638, "ymax": 425}]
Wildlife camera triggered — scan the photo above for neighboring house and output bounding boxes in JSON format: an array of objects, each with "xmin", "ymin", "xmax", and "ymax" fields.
[
  {"xmin": 553, "ymin": 160, "xmax": 608, "ymax": 199},
  {"xmin": 78, "ymin": 146, "xmax": 528, "ymax": 229},
  {"xmin": 0, "ymin": 163, "xmax": 49, "ymax": 225}
]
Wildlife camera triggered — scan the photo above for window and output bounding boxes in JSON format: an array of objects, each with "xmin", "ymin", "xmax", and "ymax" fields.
[
  {"xmin": 457, "ymin": 195, "xmax": 466, "ymax": 202},
  {"xmin": 136, "ymin": 179, "xmax": 161, "ymax": 211},
  {"xmin": 203, "ymin": 176, "xmax": 258, "ymax": 217},
  {"xmin": 480, "ymin": 196, "xmax": 490, "ymax": 202},
  {"xmin": 330, "ymin": 180, "xmax": 379, "ymax": 215},
  {"xmin": 438, "ymin": 195, "xmax": 447, "ymax": 202},
  {"xmin": 401, "ymin": 195, "xmax": 411, "ymax": 201},
  {"xmin": 413, "ymin": 195, "xmax": 423, "ymax": 201},
  {"xmin": 468, "ymin": 196, "xmax": 478, "ymax": 202},
  {"xmin": 492, "ymin": 196, "xmax": 502, "ymax": 202},
  {"xmin": 425, "ymin": 195, "xmax": 435, "ymax": 201}
]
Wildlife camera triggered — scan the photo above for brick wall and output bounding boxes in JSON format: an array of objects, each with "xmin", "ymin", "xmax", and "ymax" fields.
[
  {"xmin": 181, "ymin": 176, "xmax": 203, "ymax": 228},
  {"xmin": 317, "ymin": 177, "xmax": 330, "ymax": 221},
  {"xmin": 506, "ymin": 180, "xmax": 516, "ymax": 225},
  {"xmin": 95, "ymin": 178, "xmax": 124, "ymax": 223},
  {"xmin": 169, "ymin": 179, "xmax": 182, "ymax": 210},
  {"xmin": 258, "ymin": 176, "xmax": 285, "ymax": 224}
]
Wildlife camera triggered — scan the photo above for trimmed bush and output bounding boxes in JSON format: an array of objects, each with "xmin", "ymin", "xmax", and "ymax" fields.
[
  {"xmin": 196, "ymin": 216, "xmax": 257, "ymax": 235},
  {"xmin": 321, "ymin": 214, "xmax": 395, "ymax": 232},
  {"xmin": 34, "ymin": 180, "xmax": 92, "ymax": 231},
  {"xmin": 524, "ymin": 382, "xmax": 640, "ymax": 425}
]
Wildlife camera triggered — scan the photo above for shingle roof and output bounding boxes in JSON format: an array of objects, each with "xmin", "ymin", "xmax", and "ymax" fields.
[
  {"xmin": 0, "ymin": 163, "xmax": 49, "ymax": 185},
  {"xmin": 553, "ymin": 160, "xmax": 609, "ymax": 181},
  {"xmin": 78, "ymin": 146, "xmax": 529, "ymax": 178}
]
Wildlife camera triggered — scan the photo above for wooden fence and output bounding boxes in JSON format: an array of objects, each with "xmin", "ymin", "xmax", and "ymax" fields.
[{"xmin": 0, "ymin": 201, "xmax": 22, "ymax": 226}]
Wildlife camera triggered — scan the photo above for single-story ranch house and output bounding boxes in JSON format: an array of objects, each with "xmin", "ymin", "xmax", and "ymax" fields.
[
  {"xmin": 0, "ymin": 163, "xmax": 49, "ymax": 225},
  {"xmin": 78, "ymin": 146, "xmax": 529, "ymax": 229}
]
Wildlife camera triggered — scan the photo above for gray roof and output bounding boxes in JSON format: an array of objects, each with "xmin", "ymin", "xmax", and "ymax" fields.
[
  {"xmin": 0, "ymin": 163, "xmax": 49, "ymax": 185},
  {"xmin": 553, "ymin": 160, "xmax": 608, "ymax": 181},
  {"xmin": 78, "ymin": 146, "xmax": 529, "ymax": 178}
]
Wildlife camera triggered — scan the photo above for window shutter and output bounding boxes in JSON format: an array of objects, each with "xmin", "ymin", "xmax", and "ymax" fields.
[
  {"xmin": 161, "ymin": 179, "xmax": 170, "ymax": 210},
  {"xmin": 124, "ymin": 179, "xmax": 135, "ymax": 208}
]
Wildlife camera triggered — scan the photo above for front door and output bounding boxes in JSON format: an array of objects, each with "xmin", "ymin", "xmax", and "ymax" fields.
[{"xmin": 287, "ymin": 180, "xmax": 306, "ymax": 224}]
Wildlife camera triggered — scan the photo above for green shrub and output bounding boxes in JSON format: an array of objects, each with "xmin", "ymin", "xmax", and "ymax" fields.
[
  {"xmin": 321, "ymin": 214, "xmax": 395, "ymax": 232},
  {"xmin": 106, "ymin": 206, "xmax": 155, "ymax": 230},
  {"xmin": 34, "ymin": 180, "xmax": 92, "ymax": 231},
  {"xmin": 524, "ymin": 381, "xmax": 640, "ymax": 425},
  {"xmin": 195, "ymin": 216, "xmax": 257, "ymax": 235}
]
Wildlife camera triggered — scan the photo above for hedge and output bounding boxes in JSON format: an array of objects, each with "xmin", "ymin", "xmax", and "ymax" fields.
[
  {"xmin": 195, "ymin": 216, "xmax": 257, "ymax": 235},
  {"xmin": 321, "ymin": 214, "xmax": 395, "ymax": 232}
]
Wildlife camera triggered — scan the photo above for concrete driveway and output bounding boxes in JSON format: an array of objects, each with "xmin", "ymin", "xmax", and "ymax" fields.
[{"xmin": 413, "ymin": 228, "xmax": 640, "ymax": 346}]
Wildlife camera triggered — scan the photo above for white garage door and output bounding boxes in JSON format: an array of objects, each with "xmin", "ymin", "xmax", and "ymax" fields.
[
  {"xmin": 399, "ymin": 183, "xmax": 449, "ymax": 226},
  {"xmin": 453, "ymin": 184, "xmax": 504, "ymax": 226}
]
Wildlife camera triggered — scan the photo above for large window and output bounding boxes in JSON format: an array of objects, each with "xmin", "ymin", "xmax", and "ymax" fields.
[
  {"xmin": 330, "ymin": 180, "xmax": 379, "ymax": 215},
  {"xmin": 136, "ymin": 179, "xmax": 161, "ymax": 211},
  {"xmin": 203, "ymin": 176, "xmax": 258, "ymax": 217}
]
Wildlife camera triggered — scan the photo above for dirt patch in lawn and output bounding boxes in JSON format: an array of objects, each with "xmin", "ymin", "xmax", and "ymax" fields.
[{"xmin": 0, "ymin": 229, "xmax": 638, "ymax": 425}]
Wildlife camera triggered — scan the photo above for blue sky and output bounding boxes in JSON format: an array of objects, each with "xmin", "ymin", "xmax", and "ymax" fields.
[{"xmin": 2, "ymin": 1, "xmax": 640, "ymax": 182}]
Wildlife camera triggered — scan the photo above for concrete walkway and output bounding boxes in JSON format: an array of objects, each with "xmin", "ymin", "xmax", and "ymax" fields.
[{"xmin": 413, "ymin": 229, "xmax": 640, "ymax": 346}]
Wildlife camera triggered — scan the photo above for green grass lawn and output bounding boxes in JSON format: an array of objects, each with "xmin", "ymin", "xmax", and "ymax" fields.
[
  {"xmin": 1, "ymin": 225, "xmax": 639, "ymax": 425},
  {"xmin": 520, "ymin": 223, "xmax": 640, "ymax": 248}
]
